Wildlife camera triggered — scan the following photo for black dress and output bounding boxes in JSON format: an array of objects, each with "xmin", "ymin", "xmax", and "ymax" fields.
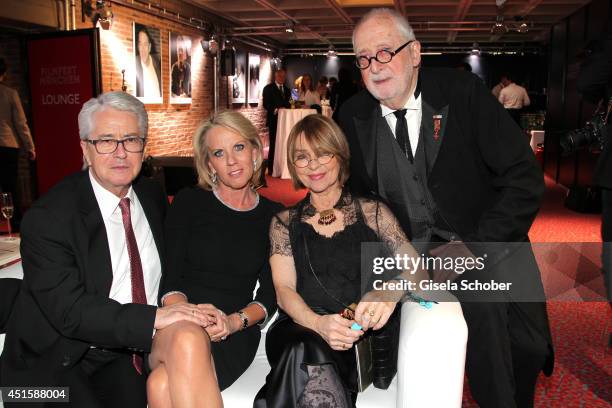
[
  {"xmin": 161, "ymin": 187, "xmax": 282, "ymax": 390},
  {"xmin": 254, "ymin": 192, "xmax": 408, "ymax": 407}
]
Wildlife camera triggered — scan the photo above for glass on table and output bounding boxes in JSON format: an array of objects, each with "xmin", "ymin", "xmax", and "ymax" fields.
[{"xmin": 1, "ymin": 192, "xmax": 15, "ymax": 240}]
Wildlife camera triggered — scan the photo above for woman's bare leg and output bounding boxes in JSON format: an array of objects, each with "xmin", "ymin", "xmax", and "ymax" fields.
[
  {"xmin": 149, "ymin": 321, "xmax": 223, "ymax": 408},
  {"xmin": 147, "ymin": 365, "xmax": 172, "ymax": 408}
]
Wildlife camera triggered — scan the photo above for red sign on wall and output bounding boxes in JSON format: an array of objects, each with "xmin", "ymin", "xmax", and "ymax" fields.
[{"xmin": 27, "ymin": 29, "xmax": 101, "ymax": 194}]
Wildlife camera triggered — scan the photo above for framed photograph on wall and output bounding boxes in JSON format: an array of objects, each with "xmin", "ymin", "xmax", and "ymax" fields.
[
  {"xmin": 169, "ymin": 32, "xmax": 192, "ymax": 104},
  {"xmin": 133, "ymin": 23, "xmax": 162, "ymax": 104},
  {"xmin": 248, "ymin": 53, "xmax": 260, "ymax": 104},
  {"xmin": 231, "ymin": 50, "xmax": 246, "ymax": 104}
]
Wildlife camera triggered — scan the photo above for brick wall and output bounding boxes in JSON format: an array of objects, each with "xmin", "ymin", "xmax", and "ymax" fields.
[{"xmin": 72, "ymin": 1, "xmax": 273, "ymax": 157}]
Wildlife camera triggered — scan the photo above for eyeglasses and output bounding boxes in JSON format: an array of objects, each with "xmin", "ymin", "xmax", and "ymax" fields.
[
  {"xmin": 86, "ymin": 137, "xmax": 146, "ymax": 154},
  {"xmin": 293, "ymin": 153, "xmax": 334, "ymax": 168},
  {"xmin": 355, "ymin": 40, "xmax": 414, "ymax": 70}
]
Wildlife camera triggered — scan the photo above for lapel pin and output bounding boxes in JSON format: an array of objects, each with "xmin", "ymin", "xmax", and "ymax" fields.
[{"xmin": 433, "ymin": 115, "xmax": 442, "ymax": 141}]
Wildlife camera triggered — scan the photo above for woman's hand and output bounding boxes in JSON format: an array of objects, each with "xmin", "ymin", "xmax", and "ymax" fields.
[
  {"xmin": 315, "ymin": 314, "xmax": 363, "ymax": 351},
  {"xmin": 197, "ymin": 304, "xmax": 234, "ymax": 342},
  {"xmin": 354, "ymin": 292, "xmax": 397, "ymax": 331}
]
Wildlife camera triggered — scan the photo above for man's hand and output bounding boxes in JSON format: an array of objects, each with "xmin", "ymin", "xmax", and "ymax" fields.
[
  {"xmin": 429, "ymin": 241, "xmax": 477, "ymax": 283},
  {"xmin": 154, "ymin": 302, "xmax": 214, "ymax": 330},
  {"xmin": 27, "ymin": 149, "xmax": 36, "ymax": 161},
  {"xmin": 315, "ymin": 314, "xmax": 363, "ymax": 351}
]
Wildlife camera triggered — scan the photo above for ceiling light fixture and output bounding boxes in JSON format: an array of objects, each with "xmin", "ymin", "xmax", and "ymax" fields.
[
  {"xmin": 285, "ymin": 22, "xmax": 294, "ymax": 33},
  {"xmin": 491, "ymin": 14, "xmax": 508, "ymax": 34},
  {"xmin": 327, "ymin": 45, "xmax": 337, "ymax": 58},
  {"xmin": 83, "ymin": 0, "xmax": 113, "ymax": 30},
  {"xmin": 471, "ymin": 42, "xmax": 481, "ymax": 55}
]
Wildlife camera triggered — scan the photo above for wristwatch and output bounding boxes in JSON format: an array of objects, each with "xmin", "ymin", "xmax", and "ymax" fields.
[{"xmin": 237, "ymin": 310, "xmax": 249, "ymax": 330}]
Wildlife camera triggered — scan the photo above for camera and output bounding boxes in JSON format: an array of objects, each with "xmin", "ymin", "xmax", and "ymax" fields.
[{"xmin": 561, "ymin": 98, "xmax": 610, "ymax": 155}]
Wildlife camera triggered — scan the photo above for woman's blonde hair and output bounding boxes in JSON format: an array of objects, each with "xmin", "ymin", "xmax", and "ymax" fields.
[
  {"xmin": 193, "ymin": 111, "xmax": 263, "ymax": 190},
  {"xmin": 286, "ymin": 114, "xmax": 350, "ymax": 190}
]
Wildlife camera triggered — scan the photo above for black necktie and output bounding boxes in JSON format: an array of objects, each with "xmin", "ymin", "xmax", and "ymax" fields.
[{"xmin": 393, "ymin": 109, "xmax": 414, "ymax": 163}]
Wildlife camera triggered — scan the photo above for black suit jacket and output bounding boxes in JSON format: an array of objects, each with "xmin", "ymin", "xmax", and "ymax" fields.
[
  {"xmin": 340, "ymin": 67, "xmax": 545, "ymax": 246},
  {"xmin": 340, "ymin": 68, "xmax": 553, "ymax": 371},
  {"xmin": 262, "ymin": 82, "xmax": 291, "ymax": 128},
  {"xmin": 0, "ymin": 171, "xmax": 167, "ymax": 386}
]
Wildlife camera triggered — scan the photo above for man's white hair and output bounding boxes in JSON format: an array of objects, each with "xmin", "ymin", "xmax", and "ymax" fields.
[
  {"xmin": 352, "ymin": 8, "xmax": 416, "ymax": 51},
  {"xmin": 78, "ymin": 91, "xmax": 148, "ymax": 141}
]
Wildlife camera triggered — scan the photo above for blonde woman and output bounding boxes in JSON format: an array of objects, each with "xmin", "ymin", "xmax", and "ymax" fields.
[{"xmin": 147, "ymin": 111, "xmax": 281, "ymax": 407}]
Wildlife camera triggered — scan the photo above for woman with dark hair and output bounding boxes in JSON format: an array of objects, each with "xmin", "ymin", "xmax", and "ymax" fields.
[{"xmin": 298, "ymin": 74, "xmax": 321, "ymax": 111}]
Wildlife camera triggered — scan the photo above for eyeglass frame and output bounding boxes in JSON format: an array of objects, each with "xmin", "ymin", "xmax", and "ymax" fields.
[
  {"xmin": 355, "ymin": 40, "xmax": 414, "ymax": 70},
  {"xmin": 85, "ymin": 136, "xmax": 147, "ymax": 154},
  {"xmin": 293, "ymin": 153, "xmax": 335, "ymax": 168}
]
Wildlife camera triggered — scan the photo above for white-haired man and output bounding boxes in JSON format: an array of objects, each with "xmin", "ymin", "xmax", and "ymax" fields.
[
  {"xmin": 340, "ymin": 8, "xmax": 553, "ymax": 408},
  {"xmin": 0, "ymin": 91, "xmax": 208, "ymax": 407}
]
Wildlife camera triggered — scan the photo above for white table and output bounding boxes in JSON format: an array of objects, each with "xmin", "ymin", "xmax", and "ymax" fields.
[
  {"xmin": 273, "ymin": 108, "xmax": 317, "ymax": 179},
  {"xmin": 0, "ymin": 238, "xmax": 22, "ymax": 383}
]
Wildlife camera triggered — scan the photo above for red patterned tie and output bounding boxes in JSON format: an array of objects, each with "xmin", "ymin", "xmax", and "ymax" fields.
[{"xmin": 118, "ymin": 197, "xmax": 147, "ymax": 374}]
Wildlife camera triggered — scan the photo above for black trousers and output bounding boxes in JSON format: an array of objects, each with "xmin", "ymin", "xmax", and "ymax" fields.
[
  {"xmin": 4, "ymin": 349, "xmax": 147, "ymax": 408},
  {"xmin": 602, "ymin": 188, "xmax": 612, "ymax": 300},
  {"xmin": 267, "ymin": 116, "xmax": 278, "ymax": 175},
  {"xmin": 460, "ymin": 301, "xmax": 550, "ymax": 408}
]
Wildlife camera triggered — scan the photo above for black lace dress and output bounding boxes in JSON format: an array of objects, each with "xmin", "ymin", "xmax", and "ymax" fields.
[{"xmin": 254, "ymin": 192, "xmax": 409, "ymax": 408}]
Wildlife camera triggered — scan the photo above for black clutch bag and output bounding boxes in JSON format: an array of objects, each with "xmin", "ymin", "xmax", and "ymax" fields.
[
  {"xmin": 371, "ymin": 304, "xmax": 400, "ymax": 389},
  {"xmin": 304, "ymin": 236, "xmax": 400, "ymax": 391}
]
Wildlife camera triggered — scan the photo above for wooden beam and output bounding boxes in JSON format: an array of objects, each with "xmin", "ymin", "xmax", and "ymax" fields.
[
  {"xmin": 324, "ymin": 0, "xmax": 353, "ymax": 24},
  {"xmin": 517, "ymin": 0, "xmax": 544, "ymax": 16},
  {"xmin": 254, "ymin": 0, "xmax": 331, "ymax": 44},
  {"xmin": 446, "ymin": 0, "xmax": 473, "ymax": 43}
]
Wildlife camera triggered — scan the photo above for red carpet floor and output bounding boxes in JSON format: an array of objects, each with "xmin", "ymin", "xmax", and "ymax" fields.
[{"xmin": 260, "ymin": 174, "xmax": 611, "ymax": 408}]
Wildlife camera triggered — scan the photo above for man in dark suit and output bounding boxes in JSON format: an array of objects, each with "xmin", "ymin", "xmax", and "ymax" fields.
[
  {"xmin": 262, "ymin": 68, "xmax": 291, "ymax": 175},
  {"xmin": 0, "ymin": 92, "xmax": 208, "ymax": 407},
  {"xmin": 340, "ymin": 9, "xmax": 553, "ymax": 408}
]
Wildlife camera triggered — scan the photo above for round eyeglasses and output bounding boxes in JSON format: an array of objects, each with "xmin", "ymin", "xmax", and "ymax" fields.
[
  {"xmin": 355, "ymin": 40, "xmax": 414, "ymax": 70},
  {"xmin": 86, "ymin": 137, "xmax": 146, "ymax": 154},
  {"xmin": 293, "ymin": 153, "xmax": 334, "ymax": 168}
]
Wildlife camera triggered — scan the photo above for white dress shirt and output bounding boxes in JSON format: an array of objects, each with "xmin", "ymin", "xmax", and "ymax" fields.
[
  {"xmin": 299, "ymin": 89, "xmax": 321, "ymax": 106},
  {"xmin": 381, "ymin": 91, "xmax": 422, "ymax": 156},
  {"xmin": 498, "ymin": 83, "xmax": 530, "ymax": 109},
  {"xmin": 89, "ymin": 171, "xmax": 161, "ymax": 306}
]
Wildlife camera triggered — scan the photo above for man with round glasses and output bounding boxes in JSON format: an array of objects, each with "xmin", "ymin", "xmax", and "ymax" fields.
[
  {"xmin": 340, "ymin": 8, "xmax": 553, "ymax": 408},
  {"xmin": 1, "ymin": 92, "xmax": 209, "ymax": 407}
]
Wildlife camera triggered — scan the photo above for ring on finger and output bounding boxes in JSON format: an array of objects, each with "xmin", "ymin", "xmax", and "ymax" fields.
[{"xmin": 368, "ymin": 310, "xmax": 375, "ymax": 317}]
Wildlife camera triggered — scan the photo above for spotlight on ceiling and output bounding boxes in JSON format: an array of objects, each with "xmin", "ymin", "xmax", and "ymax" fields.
[
  {"xmin": 471, "ymin": 42, "xmax": 481, "ymax": 55},
  {"xmin": 491, "ymin": 15, "xmax": 508, "ymax": 34},
  {"xmin": 83, "ymin": 0, "xmax": 113, "ymax": 30},
  {"xmin": 516, "ymin": 17, "xmax": 529, "ymax": 33},
  {"xmin": 200, "ymin": 35, "xmax": 219, "ymax": 54},
  {"xmin": 326, "ymin": 45, "xmax": 337, "ymax": 58},
  {"xmin": 285, "ymin": 22, "xmax": 294, "ymax": 33}
]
